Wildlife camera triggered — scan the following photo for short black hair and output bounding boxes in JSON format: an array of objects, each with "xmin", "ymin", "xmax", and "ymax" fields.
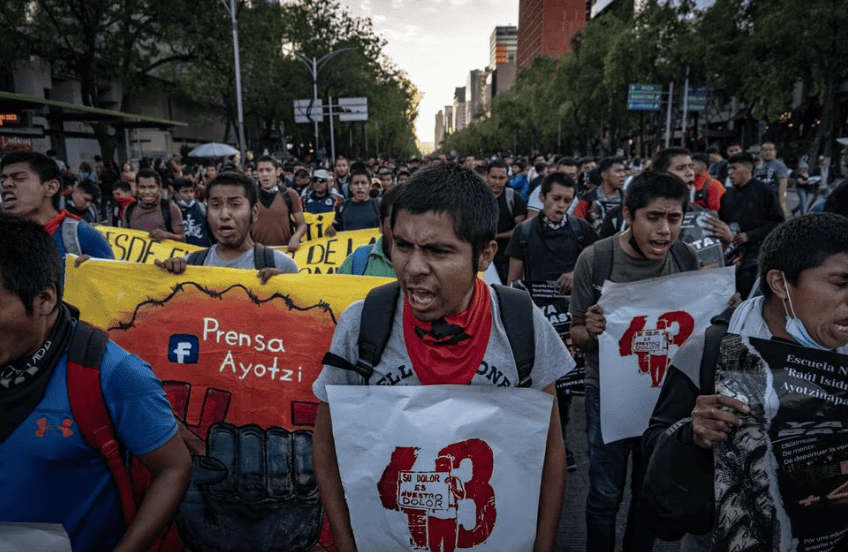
[
  {"xmin": 172, "ymin": 178, "xmax": 195, "ymax": 192},
  {"xmin": 759, "ymin": 214, "xmax": 848, "ymax": 299},
  {"xmin": 728, "ymin": 152, "xmax": 755, "ymax": 166},
  {"xmin": 705, "ymin": 146, "xmax": 720, "ymax": 156},
  {"xmin": 136, "ymin": 168, "xmax": 161, "ymax": 185},
  {"xmin": 257, "ymin": 154, "xmax": 278, "ymax": 168},
  {"xmin": 555, "ymin": 156, "xmax": 578, "ymax": 167},
  {"xmin": 206, "ymin": 171, "xmax": 258, "ymax": 208},
  {"xmin": 691, "ymin": 152, "xmax": 710, "ymax": 167},
  {"xmin": 0, "ymin": 213, "xmax": 63, "ymax": 312},
  {"xmin": 651, "ymin": 147, "xmax": 691, "ymax": 173},
  {"xmin": 579, "ymin": 156, "xmax": 595, "ymax": 166},
  {"xmin": 0, "ymin": 151, "xmax": 63, "ymax": 209},
  {"xmin": 486, "ymin": 160, "xmax": 507, "ymax": 173},
  {"xmin": 623, "ymin": 170, "xmax": 689, "ymax": 216},
  {"xmin": 76, "ymin": 179, "xmax": 101, "ymax": 200},
  {"xmin": 112, "ymin": 180, "xmax": 132, "ymax": 194},
  {"xmin": 350, "ymin": 167, "xmax": 370, "ymax": 181},
  {"xmin": 598, "ymin": 156, "xmax": 625, "ymax": 174},
  {"xmin": 391, "ymin": 163, "xmax": 497, "ymax": 268},
  {"xmin": 379, "ymin": 185, "xmax": 401, "ymax": 220},
  {"xmin": 541, "ymin": 172, "xmax": 577, "ymax": 195}
]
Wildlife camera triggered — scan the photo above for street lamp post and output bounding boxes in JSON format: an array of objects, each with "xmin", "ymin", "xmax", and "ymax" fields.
[
  {"xmin": 221, "ymin": 0, "xmax": 247, "ymax": 163},
  {"xmin": 293, "ymin": 48, "xmax": 354, "ymax": 161}
]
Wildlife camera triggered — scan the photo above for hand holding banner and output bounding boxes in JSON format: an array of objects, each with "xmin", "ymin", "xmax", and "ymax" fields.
[
  {"xmin": 326, "ymin": 385, "xmax": 553, "ymax": 551},
  {"xmin": 597, "ymin": 266, "xmax": 735, "ymax": 443}
]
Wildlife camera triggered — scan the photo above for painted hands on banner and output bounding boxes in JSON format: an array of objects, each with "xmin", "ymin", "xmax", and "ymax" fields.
[{"xmin": 176, "ymin": 422, "xmax": 323, "ymax": 552}]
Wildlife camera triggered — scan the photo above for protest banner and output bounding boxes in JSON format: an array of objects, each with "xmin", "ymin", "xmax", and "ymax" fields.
[
  {"xmin": 288, "ymin": 228, "xmax": 380, "ymax": 274},
  {"xmin": 65, "ymin": 258, "xmax": 392, "ymax": 552},
  {"xmin": 714, "ymin": 337, "xmax": 848, "ymax": 552},
  {"xmin": 96, "ymin": 226, "xmax": 202, "ymax": 263},
  {"xmin": 679, "ymin": 210, "xmax": 725, "ymax": 268},
  {"xmin": 326, "ymin": 385, "xmax": 553, "ymax": 552},
  {"xmin": 597, "ymin": 266, "xmax": 735, "ymax": 443},
  {"xmin": 301, "ymin": 212, "xmax": 335, "ymax": 242}
]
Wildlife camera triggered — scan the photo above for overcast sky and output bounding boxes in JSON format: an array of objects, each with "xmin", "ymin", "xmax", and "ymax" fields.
[{"xmin": 342, "ymin": 0, "xmax": 519, "ymax": 150}]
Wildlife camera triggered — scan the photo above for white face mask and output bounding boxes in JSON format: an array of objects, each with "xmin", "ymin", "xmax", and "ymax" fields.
[{"xmin": 782, "ymin": 272, "xmax": 832, "ymax": 350}]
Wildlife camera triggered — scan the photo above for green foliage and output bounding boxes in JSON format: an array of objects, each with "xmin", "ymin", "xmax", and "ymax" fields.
[{"xmin": 437, "ymin": 0, "xmax": 847, "ymax": 162}]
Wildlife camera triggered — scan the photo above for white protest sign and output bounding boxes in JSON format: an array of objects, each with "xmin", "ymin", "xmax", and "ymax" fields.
[
  {"xmin": 326, "ymin": 384, "xmax": 553, "ymax": 551},
  {"xmin": 597, "ymin": 266, "xmax": 735, "ymax": 443}
]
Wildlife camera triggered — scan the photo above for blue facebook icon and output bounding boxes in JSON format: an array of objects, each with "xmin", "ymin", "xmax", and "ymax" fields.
[{"xmin": 168, "ymin": 335, "xmax": 199, "ymax": 364}]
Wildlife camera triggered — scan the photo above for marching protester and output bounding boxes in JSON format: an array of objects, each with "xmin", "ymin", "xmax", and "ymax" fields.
[
  {"xmin": 754, "ymin": 142, "xmax": 789, "ymax": 214},
  {"xmin": 570, "ymin": 171, "xmax": 700, "ymax": 552},
  {"xmin": 313, "ymin": 162, "xmax": 570, "ymax": 552},
  {"xmin": 125, "ymin": 168, "xmax": 186, "ymax": 243},
  {"xmin": 302, "ymin": 169, "xmax": 342, "ymax": 214},
  {"xmin": 487, "ymin": 159, "xmax": 527, "ymax": 284},
  {"xmin": 325, "ymin": 167, "xmax": 381, "ymax": 236},
  {"xmin": 336, "ymin": 186, "xmax": 399, "ymax": 277},
  {"xmin": 252, "ymin": 154, "xmax": 307, "ymax": 251},
  {"xmin": 172, "ymin": 177, "xmax": 212, "ymax": 247},
  {"xmin": 0, "ymin": 212, "xmax": 191, "ymax": 552},
  {"xmin": 0, "ymin": 151, "xmax": 113, "ymax": 262},
  {"xmin": 644, "ymin": 213, "xmax": 848, "ymax": 551},
  {"xmin": 155, "ymin": 171, "xmax": 298, "ymax": 280},
  {"xmin": 60, "ymin": 179, "xmax": 101, "ymax": 223}
]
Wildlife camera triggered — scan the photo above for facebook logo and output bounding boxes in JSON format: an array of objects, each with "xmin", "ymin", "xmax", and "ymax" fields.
[{"xmin": 168, "ymin": 335, "xmax": 199, "ymax": 364}]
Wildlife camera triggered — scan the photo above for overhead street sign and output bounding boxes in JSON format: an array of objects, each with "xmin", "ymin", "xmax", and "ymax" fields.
[
  {"xmin": 685, "ymin": 86, "xmax": 710, "ymax": 111},
  {"xmin": 337, "ymin": 97, "xmax": 368, "ymax": 122},
  {"xmin": 294, "ymin": 99, "xmax": 323, "ymax": 123},
  {"xmin": 627, "ymin": 84, "xmax": 662, "ymax": 111}
]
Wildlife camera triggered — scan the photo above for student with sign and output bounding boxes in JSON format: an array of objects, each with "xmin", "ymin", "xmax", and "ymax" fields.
[
  {"xmin": 570, "ymin": 171, "xmax": 700, "ymax": 552},
  {"xmin": 313, "ymin": 162, "xmax": 570, "ymax": 552},
  {"xmin": 155, "ymin": 172, "xmax": 298, "ymax": 280},
  {"xmin": 644, "ymin": 214, "xmax": 848, "ymax": 551}
]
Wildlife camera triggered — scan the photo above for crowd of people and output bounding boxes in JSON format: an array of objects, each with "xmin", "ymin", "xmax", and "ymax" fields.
[{"xmin": 3, "ymin": 140, "xmax": 848, "ymax": 552}]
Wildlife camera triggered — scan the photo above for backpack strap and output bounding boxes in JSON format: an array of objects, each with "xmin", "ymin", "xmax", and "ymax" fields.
[
  {"xmin": 253, "ymin": 244, "xmax": 276, "ymax": 270},
  {"xmin": 160, "ymin": 199, "xmax": 173, "ymax": 234},
  {"xmin": 185, "ymin": 249, "xmax": 210, "ymax": 266},
  {"xmin": 591, "ymin": 237, "xmax": 616, "ymax": 303},
  {"xmin": 515, "ymin": 219, "xmax": 534, "ymax": 280},
  {"xmin": 351, "ymin": 244, "xmax": 376, "ymax": 275},
  {"xmin": 669, "ymin": 240, "xmax": 700, "ymax": 273},
  {"xmin": 567, "ymin": 214, "xmax": 585, "ymax": 248},
  {"xmin": 492, "ymin": 284, "xmax": 535, "ymax": 388},
  {"xmin": 66, "ymin": 321, "xmax": 137, "ymax": 525},
  {"xmin": 321, "ymin": 281, "xmax": 400, "ymax": 383},
  {"xmin": 699, "ymin": 307, "xmax": 733, "ymax": 394},
  {"xmin": 505, "ymin": 188, "xmax": 515, "ymax": 218},
  {"xmin": 124, "ymin": 201, "xmax": 136, "ymax": 227},
  {"xmin": 60, "ymin": 219, "xmax": 83, "ymax": 257}
]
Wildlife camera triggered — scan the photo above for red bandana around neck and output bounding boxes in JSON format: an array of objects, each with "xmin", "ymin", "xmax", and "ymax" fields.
[
  {"xmin": 115, "ymin": 196, "xmax": 137, "ymax": 218},
  {"xmin": 43, "ymin": 209, "xmax": 81, "ymax": 235},
  {"xmin": 403, "ymin": 278, "xmax": 493, "ymax": 385}
]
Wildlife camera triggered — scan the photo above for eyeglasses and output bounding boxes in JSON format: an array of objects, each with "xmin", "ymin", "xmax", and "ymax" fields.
[{"xmin": 312, "ymin": 178, "xmax": 327, "ymax": 183}]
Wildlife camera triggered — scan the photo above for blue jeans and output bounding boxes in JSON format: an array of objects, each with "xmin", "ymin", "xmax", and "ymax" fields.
[{"xmin": 585, "ymin": 386, "xmax": 655, "ymax": 552}]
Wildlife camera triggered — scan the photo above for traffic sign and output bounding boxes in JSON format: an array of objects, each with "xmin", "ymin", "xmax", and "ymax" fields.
[
  {"xmin": 627, "ymin": 84, "xmax": 662, "ymax": 111},
  {"xmin": 293, "ymin": 99, "xmax": 323, "ymax": 123},
  {"xmin": 337, "ymin": 97, "xmax": 368, "ymax": 122},
  {"xmin": 684, "ymin": 86, "xmax": 710, "ymax": 111}
]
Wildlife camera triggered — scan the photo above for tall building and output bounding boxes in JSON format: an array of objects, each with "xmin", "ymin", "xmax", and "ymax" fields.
[
  {"xmin": 490, "ymin": 26, "xmax": 518, "ymax": 69},
  {"xmin": 453, "ymin": 87, "xmax": 466, "ymax": 132},
  {"xmin": 444, "ymin": 105, "xmax": 454, "ymax": 134},
  {"xmin": 490, "ymin": 26, "xmax": 518, "ymax": 101},
  {"xmin": 435, "ymin": 110, "xmax": 445, "ymax": 147},
  {"xmin": 466, "ymin": 70, "xmax": 488, "ymax": 124},
  {"xmin": 517, "ymin": 0, "xmax": 588, "ymax": 70}
]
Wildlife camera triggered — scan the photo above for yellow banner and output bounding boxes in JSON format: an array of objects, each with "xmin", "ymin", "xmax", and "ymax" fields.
[
  {"xmin": 64, "ymin": 258, "xmax": 392, "ymax": 552},
  {"xmin": 301, "ymin": 211, "xmax": 335, "ymax": 242},
  {"xmin": 289, "ymin": 228, "xmax": 381, "ymax": 274},
  {"xmin": 96, "ymin": 226, "xmax": 202, "ymax": 263}
]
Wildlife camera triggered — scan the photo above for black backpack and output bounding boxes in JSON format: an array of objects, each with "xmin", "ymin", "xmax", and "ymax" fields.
[
  {"xmin": 322, "ymin": 282, "xmax": 536, "ymax": 387},
  {"xmin": 515, "ymin": 216, "xmax": 586, "ymax": 280},
  {"xmin": 185, "ymin": 243, "xmax": 277, "ymax": 269},
  {"xmin": 124, "ymin": 198, "xmax": 173, "ymax": 233}
]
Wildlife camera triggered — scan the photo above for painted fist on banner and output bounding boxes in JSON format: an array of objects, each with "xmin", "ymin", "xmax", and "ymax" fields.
[{"xmin": 175, "ymin": 423, "xmax": 323, "ymax": 552}]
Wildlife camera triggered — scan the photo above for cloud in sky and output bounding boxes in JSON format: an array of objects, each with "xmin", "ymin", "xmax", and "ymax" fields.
[{"xmin": 341, "ymin": 0, "xmax": 519, "ymax": 146}]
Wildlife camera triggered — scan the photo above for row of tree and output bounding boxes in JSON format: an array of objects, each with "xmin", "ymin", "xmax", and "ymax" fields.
[
  {"xmin": 0, "ymin": 0, "xmax": 420, "ymax": 161},
  {"xmin": 439, "ymin": 0, "xmax": 848, "ymax": 165}
]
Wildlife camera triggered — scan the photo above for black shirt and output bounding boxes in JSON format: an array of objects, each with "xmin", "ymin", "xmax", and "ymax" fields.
[
  {"xmin": 505, "ymin": 215, "xmax": 599, "ymax": 281},
  {"xmin": 719, "ymin": 177, "xmax": 785, "ymax": 260}
]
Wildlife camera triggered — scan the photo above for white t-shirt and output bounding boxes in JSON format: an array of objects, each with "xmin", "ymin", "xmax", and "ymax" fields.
[{"xmin": 312, "ymin": 286, "xmax": 573, "ymax": 401}]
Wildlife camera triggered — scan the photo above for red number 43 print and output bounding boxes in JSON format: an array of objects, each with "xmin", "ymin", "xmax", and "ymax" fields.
[
  {"xmin": 377, "ymin": 439, "xmax": 496, "ymax": 550},
  {"xmin": 619, "ymin": 311, "xmax": 694, "ymax": 387}
]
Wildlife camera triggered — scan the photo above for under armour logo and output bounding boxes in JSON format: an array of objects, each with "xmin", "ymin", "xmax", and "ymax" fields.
[{"xmin": 35, "ymin": 417, "xmax": 75, "ymax": 438}]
